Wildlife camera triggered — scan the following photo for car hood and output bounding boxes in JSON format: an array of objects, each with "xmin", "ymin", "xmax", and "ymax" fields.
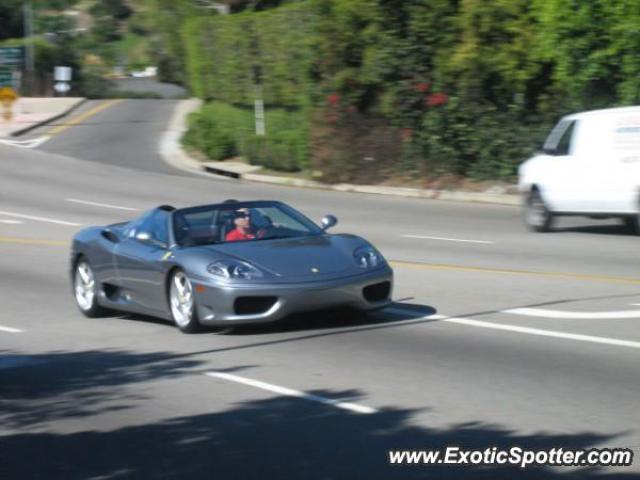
[{"xmin": 205, "ymin": 234, "xmax": 369, "ymax": 281}]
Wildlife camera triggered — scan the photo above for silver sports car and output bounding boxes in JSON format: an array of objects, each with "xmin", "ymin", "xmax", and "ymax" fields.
[{"xmin": 70, "ymin": 200, "xmax": 393, "ymax": 333}]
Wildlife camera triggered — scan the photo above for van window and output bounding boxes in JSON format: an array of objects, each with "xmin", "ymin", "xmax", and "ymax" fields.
[
  {"xmin": 543, "ymin": 119, "xmax": 576, "ymax": 156},
  {"xmin": 555, "ymin": 121, "xmax": 575, "ymax": 155}
]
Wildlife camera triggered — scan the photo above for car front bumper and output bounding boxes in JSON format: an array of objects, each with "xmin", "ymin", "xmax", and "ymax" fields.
[{"xmin": 191, "ymin": 267, "xmax": 393, "ymax": 326}]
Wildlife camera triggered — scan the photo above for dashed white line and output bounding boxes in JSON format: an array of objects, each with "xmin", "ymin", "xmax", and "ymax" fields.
[
  {"xmin": 0, "ymin": 325, "xmax": 23, "ymax": 333},
  {"xmin": 0, "ymin": 211, "xmax": 81, "ymax": 227},
  {"xmin": 0, "ymin": 219, "xmax": 24, "ymax": 224},
  {"xmin": 385, "ymin": 307, "xmax": 640, "ymax": 350},
  {"xmin": 66, "ymin": 198, "xmax": 139, "ymax": 212},
  {"xmin": 402, "ymin": 234, "xmax": 495, "ymax": 244},
  {"xmin": 205, "ymin": 371, "xmax": 377, "ymax": 414},
  {"xmin": 504, "ymin": 307, "xmax": 640, "ymax": 319}
]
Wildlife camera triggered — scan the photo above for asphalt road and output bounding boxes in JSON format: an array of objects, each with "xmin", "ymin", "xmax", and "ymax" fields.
[{"xmin": 0, "ymin": 99, "xmax": 639, "ymax": 479}]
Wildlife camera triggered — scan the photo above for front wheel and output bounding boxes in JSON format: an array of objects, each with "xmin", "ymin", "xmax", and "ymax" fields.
[
  {"xmin": 623, "ymin": 216, "xmax": 640, "ymax": 234},
  {"xmin": 524, "ymin": 190, "xmax": 554, "ymax": 232},
  {"xmin": 169, "ymin": 269, "xmax": 202, "ymax": 333},
  {"xmin": 73, "ymin": 258, "xmax": 108, "ymax": 317}
]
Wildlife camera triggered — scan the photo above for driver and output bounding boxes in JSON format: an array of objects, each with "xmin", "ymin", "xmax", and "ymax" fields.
[{"xmin": 225, "ymin": 208, "xmax": 258, "ymax": 242}]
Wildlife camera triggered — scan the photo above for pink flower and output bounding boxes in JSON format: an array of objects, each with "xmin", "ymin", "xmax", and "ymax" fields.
[
  {"xmin": 400, "ymin": 128, "xmax": 413, "ymax": 141},
  {"xmin": 426, "ymin": 92, "xmax": 448, "ymax": 107},
  {"xmin": 415, "ymin": 82, "xmax": 430, "ymax": 93},
  {"xmin": 326, "ymin": 92, "xmax": 341, "ymax": 106}
]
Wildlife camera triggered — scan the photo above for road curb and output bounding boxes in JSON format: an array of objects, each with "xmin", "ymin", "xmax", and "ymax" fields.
[
  {"xmin": 10, "ymin": 98, "xmax": 87, "ymax": 137},
  {"xmin": 162, "ymin": 99, "xmax": 521, "ymax": 206}
]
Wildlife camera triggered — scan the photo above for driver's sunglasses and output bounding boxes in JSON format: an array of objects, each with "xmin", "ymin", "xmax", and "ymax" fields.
[{"xmin": 236, "ymin": 211, "xmax": 250, "ymax": 218}]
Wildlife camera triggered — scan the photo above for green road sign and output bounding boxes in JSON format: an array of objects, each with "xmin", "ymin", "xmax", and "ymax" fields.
[
  {"xmin": 0, "ymin": 68, "xmax": 13, "ymax": 87},
  {"xmin": 0, "ymin": 47, "xmax": 24, "ymax": 67}
]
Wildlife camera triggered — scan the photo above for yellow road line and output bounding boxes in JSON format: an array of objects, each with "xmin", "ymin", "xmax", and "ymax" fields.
[
  {"xmin": 389, "ymin": 260, "xmax": 640, "ymax": 286},
  {"xmin": 46, "ymin": 99, "xmax": 123, "ymax": 136},
  {"xmin": 0, "ymin": 237, "xmax": 637, "ymax": 286},
  {"xmin": 0, "ymin": 236, "xmax": 68, "ymax": 247}
]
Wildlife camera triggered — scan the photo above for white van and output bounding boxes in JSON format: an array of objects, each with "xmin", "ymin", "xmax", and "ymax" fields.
[{"xmin": 518, "ymin": 106, "xmax": 640, "ymax": 232}]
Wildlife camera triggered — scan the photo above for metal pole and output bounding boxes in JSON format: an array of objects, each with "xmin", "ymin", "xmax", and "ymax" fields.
[{"xmin": 23, "ymin": 1, "xmax": 35, "ymax": 95}]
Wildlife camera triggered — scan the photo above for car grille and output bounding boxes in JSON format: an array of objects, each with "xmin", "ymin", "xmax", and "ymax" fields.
[
  {"xmin": 363, "ymin": 281, "xmax": 391, "ymax": 303},
  {"xmin": 234, "ymin": 296, "xmax": 278, "ymax": 315}
]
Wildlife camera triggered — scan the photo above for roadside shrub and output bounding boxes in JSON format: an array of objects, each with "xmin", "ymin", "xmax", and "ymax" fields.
[
  {"xmin": 243, "ymin": 130, "xmax": 306, "ymax": 172},
  {"xmin": 182, "ymin": 101, "xmax": 309, "ymax": 171},
  {"xmin": 183, "ymin": 110, "xmax": 237, "ymax": 160}
]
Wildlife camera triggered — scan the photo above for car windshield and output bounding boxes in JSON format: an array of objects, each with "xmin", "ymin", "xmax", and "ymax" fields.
[{"xmin": 172, "ymin": 202, "xmax": 323, "ymax": 247}]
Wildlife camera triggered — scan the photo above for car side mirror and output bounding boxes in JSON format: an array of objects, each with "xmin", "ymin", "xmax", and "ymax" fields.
[
  {"xmin": 136, "ymin": 232, "xmax": 166, "ymax": 248},
  {"xmin": 136, "ymin": 232, "xmax": 152, "ymax": 242},
  {"xmin": 321, "ymin": 214, "xmax": 338, "ymax": 231},
  {"xmin": 101, "ymin": 228, "xmax": 120, "ymax": 243}
]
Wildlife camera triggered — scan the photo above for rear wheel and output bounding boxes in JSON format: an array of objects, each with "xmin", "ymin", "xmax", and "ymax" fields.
[
  {"xmin": 623, "ymin": 216, "xmax": 640, "ymax": 234},
  {"xmin": 73, "ymin": 258, "xmax": 108, "ymax": 317},
  {"xmin": 524, "ymin": 189, "xmax": 554, "ymax": 232},
  {"xmin": 169, "ymin": 269, "xmax": 202, "ymax": 333}
]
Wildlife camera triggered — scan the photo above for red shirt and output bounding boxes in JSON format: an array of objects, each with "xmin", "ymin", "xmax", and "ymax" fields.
[{"xmin": 225, "ymin": 229, "xmax": 256, "ymax": 242}]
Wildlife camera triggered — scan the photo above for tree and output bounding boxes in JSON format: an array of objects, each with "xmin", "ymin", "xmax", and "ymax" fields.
[{"xmin": 0, "ymin": 0, "xmax": 25, "ymax": 40}]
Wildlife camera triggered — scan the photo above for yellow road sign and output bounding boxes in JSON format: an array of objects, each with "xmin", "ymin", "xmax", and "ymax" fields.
[
  {"xmin": 0, "ymin": 87, "xmax": 18, "ymax": 103},
  {"xmin": 0, "ymin": 87, "xmax": 17, "ymax": 122}
]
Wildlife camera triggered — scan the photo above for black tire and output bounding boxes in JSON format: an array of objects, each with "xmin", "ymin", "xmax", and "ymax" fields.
[
  {"xmin": 73, "ymin": 257, "xmax": 108, "ymax": 318},
  {"xmin": 623, "ymin": 216, "xmax": 640, "ymax": 234},
  {"xmin": 524, "ymin": 189, "xmax": 554, "ymax": 232},
  {"xmin": 168, "ymin": 269, "xmax": 202, "ymax": 333}
]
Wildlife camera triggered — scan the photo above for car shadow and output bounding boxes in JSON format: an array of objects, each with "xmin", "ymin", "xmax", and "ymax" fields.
[
  {"xmin": 550, "ymin": 222, "xmax": 636, "ymax": 236},
  {"xmin": 230, "ymin": 303, "xmax": 438, "ymax": 336},
  {"xmin": 104, "ymin": 302, "xmax": 438, "ymax": 337}
]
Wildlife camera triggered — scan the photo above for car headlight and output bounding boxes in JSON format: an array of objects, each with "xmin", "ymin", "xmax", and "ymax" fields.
[
  {"xmin": 207, "ymin": 260, "xmax": 264, "ymax": 280},
  {"xmin": 354, "ymin": 246, "xmax": 383, "ymax": 269}
]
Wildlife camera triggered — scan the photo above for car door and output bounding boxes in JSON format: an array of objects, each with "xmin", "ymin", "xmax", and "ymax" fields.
[
  {"xmin": 114, "ymin": 210, "xmax": 171, "ymax": 313},
  {"xmin": 538, "ymin": 119, "xmax": 595, "ymax": 212},
  {"xmin": 600, "ymin": 116, "xmax": 640, "ymax": 213}
]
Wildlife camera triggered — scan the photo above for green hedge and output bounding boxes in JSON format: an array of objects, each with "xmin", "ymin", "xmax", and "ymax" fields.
[
  {"xmin": 182, "ymin": 101, "xmax": 309, "ymax": 172},
  {"xmin": 175, "ymin": 0, "xmax": 640, "ymax": 180},
  {"xmin": 182, "ymin": 3, "xmax": 315, "ymax": 107}
]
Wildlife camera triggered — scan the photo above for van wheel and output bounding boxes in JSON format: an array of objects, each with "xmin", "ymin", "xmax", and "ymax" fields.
[
  {"xmin": 623, "ymin": 216, "xmax": 640, "ymax": 234},
  {"xmin": 525, "ymin": 190, "xmax": 554, "ymax": 232}
]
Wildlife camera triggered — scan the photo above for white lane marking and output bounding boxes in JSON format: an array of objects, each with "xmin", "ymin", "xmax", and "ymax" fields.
[
  {"xmin": 504, "ymin": 308, "xmax": 640, "ymax": 319},
  {"xmin": 205, "ymin": 372, "xmax": 377, "ymax": 414},
  {"xmin": 402, "ymin": 234, "xmax": 495, "ymax": 245},
  {"xmin": 66, "ymin": 198, "xmax": 139, "ymax": 212},
  {"xmin": 0, "ymin": 211, "xmax": 81, "ymax": 227},
  {"xmin": 385, "ymin": 307, "xmax": 640, "ymax": 350},
  {"xmin": 0, "ymin": 219, "xmax": 24, "ymax": 224},
  {"xmin": 0, "ymin": 325, "xmax": 23, "ymax": 333},
  {"xmin": 0, "ymin": 135, "xmax": 51, "ymax": 149}
]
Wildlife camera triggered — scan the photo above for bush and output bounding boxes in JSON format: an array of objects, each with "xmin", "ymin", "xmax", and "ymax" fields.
[
  {"xmin": 243, "ymin": 130, "xmax": 306, "ymax": 172},
  {"xmin": 182, "ymin": 101, "xmax": 309, "ymax": 171},
  {"xmin": 183, "ymin": 110, "xmax": 238, "ymax": 161},
  {"xmin": 181, "ymin": 4, "xmax": 315, "ymax": 106}
]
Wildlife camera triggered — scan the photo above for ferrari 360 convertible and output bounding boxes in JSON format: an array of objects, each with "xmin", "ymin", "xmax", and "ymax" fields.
[{"xmin": 70, "ymin": 200, "xmax": 393, "ymax": 333}]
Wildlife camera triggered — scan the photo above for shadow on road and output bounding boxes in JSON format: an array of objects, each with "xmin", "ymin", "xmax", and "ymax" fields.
[
  {"xmin": 112, "ymin": 302, "xmax": 438, "ymax": 339},
  {"xmin": 0, "ymin": 349, "xmax": 203, "ymax": 429},
  {"xmin": 232, "ymin": 303, "xmax": 438, "ymax": 336},
  {"xmin": 0, "ymin": 349, "xmax": 635, "ymax": 479},
  {"xmin": 551, "ymin": 222, "xmax": 636, "ymax": 236}
]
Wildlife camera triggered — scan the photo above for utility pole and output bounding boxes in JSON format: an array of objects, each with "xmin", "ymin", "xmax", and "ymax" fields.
[
  {"xmin": 23, "ymin": 1, "xmax": 35, "ymax": 95},
  {"xmin": 250, "ymin": 25, "xmax": 265, "ymax": 136}
]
